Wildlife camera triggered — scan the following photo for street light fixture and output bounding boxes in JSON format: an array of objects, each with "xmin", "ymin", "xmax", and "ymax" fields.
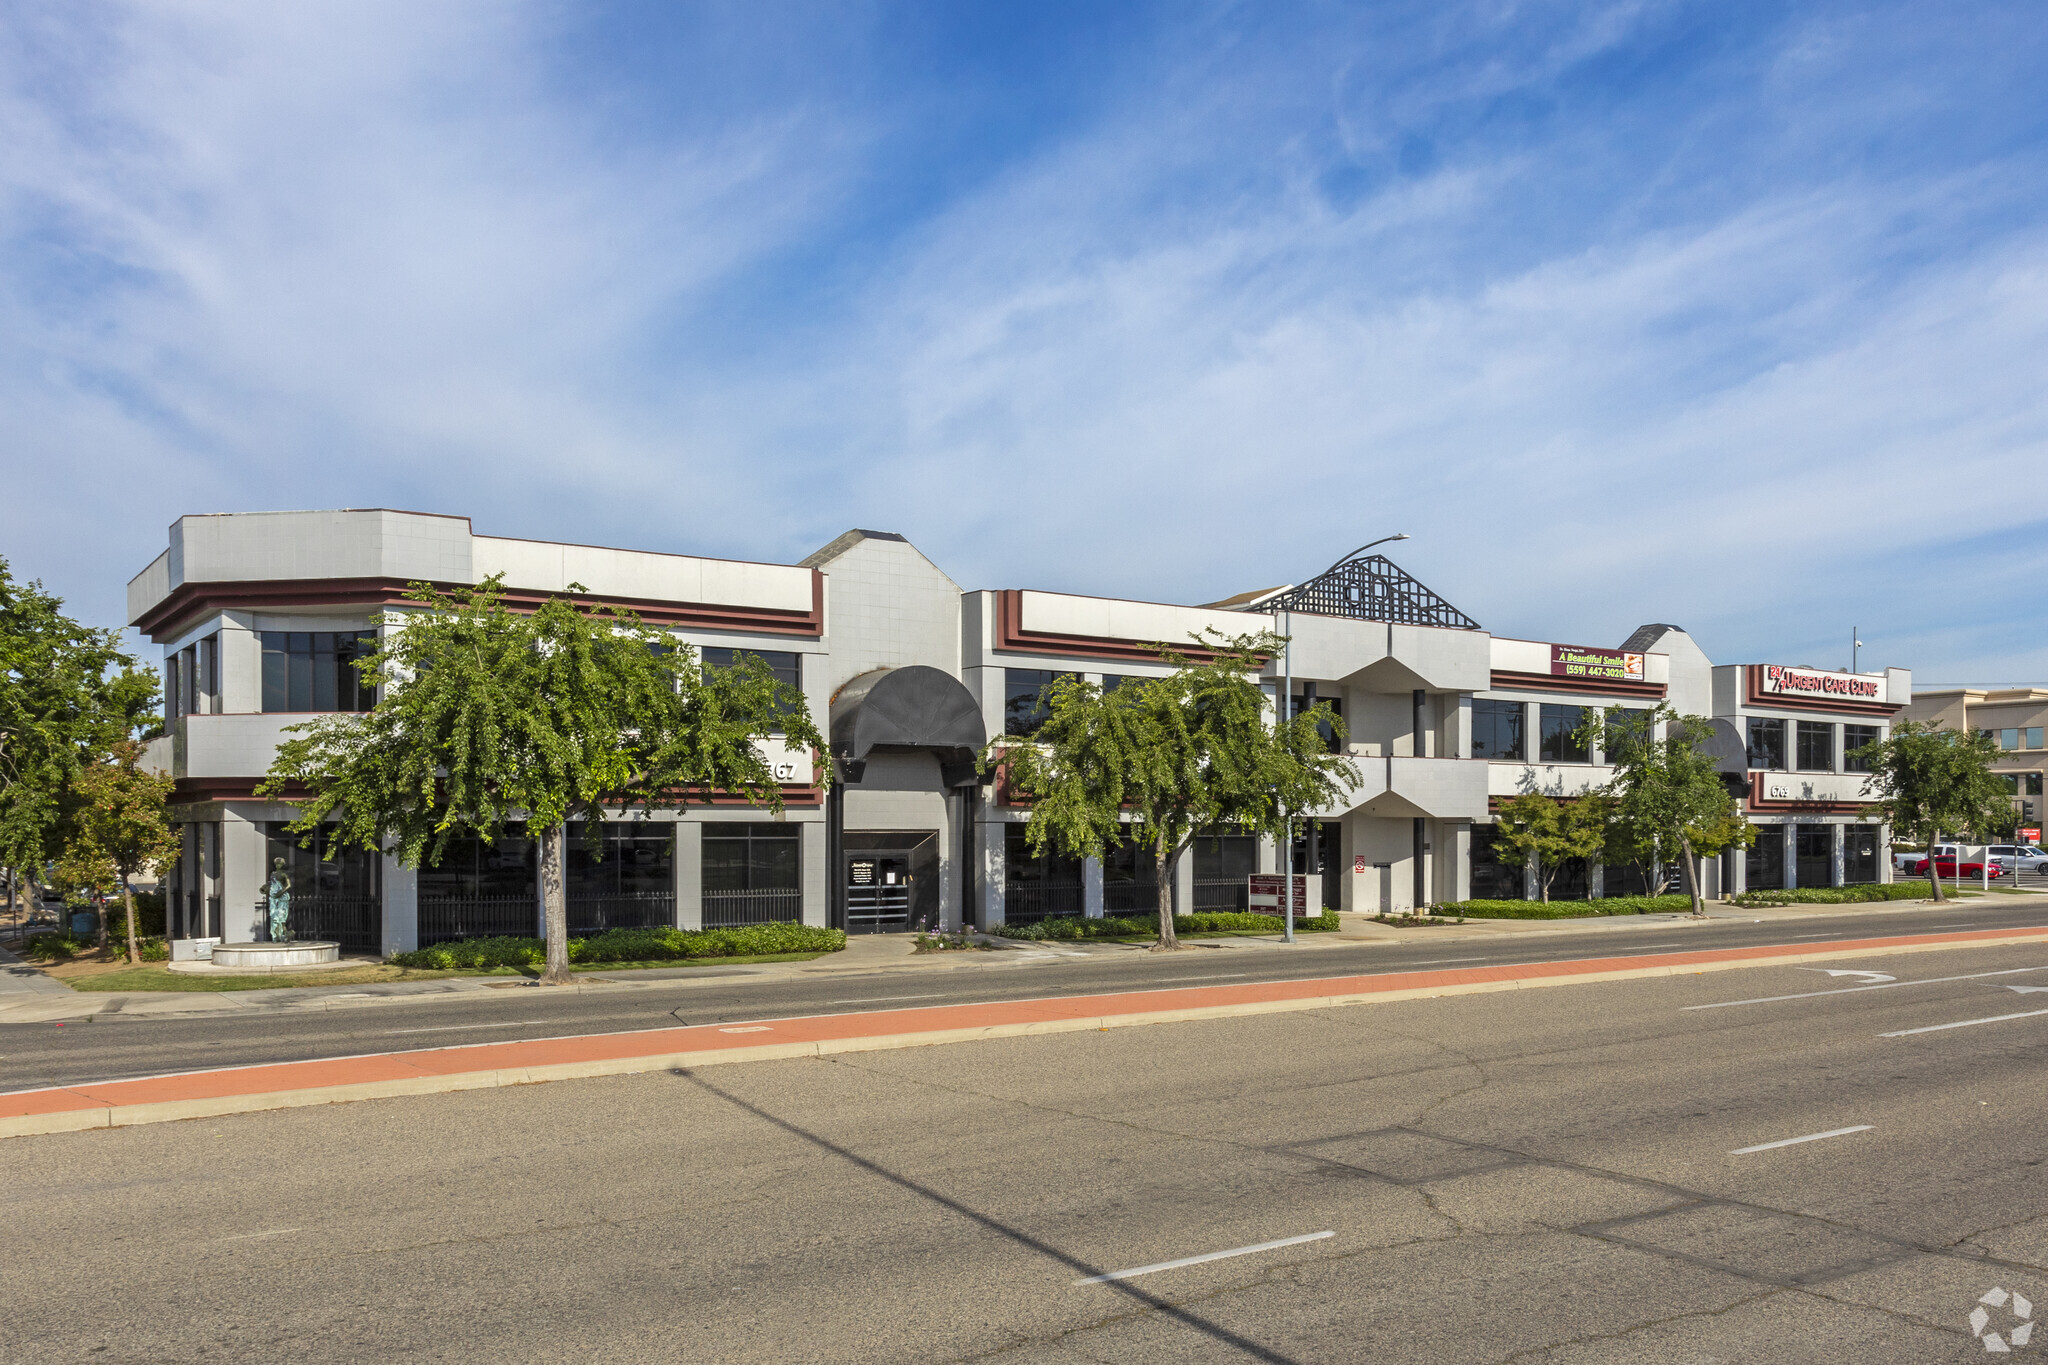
[{"xmin": 1314, "ymin": 532, "xmax": 1410, "ymax": 583}]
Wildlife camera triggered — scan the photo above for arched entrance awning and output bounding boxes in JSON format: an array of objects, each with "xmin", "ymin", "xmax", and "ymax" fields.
[{"xmin": 829, "ymin": 666, "xmax": 987, "ymax": 787}]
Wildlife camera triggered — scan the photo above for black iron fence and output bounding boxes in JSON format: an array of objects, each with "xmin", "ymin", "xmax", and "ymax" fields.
[
  {"xmin": 1004, "ymin": 882, "xmax": 1084, "ymax": 925},
  {"xmin": 1102, "ymin": 882, "xmax": 1160, "ymax": 917},
  {"xmin": 419, "ymin": 896, "xmax": 537, "ymax": 947},
  {"xmin": 567, "ymin": 892, "xmax": 674, "ymax": 936},
  {"xmin": 703, "ymin": 888, "xmax": 803, "ymax": 928},
  {"xmin": 276, "ymin": 895, "xmax": 380, "ymax": 954},
  {"xmin": 1194, "ymin": 878, "xmax": 1249, "ymax": 913}
]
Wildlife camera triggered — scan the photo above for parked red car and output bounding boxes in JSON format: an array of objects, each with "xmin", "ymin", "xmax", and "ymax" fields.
[{"xmin": 1903, "ymin": 857, "xmax": 2004, "ymax": 878}]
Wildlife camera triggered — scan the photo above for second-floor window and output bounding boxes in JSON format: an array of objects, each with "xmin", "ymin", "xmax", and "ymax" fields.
[
  {"xmin": 262, "ymin": 631, "xmax": 377, "ymax": 713},
  {"xmin": 165, "ymin": 633, "xmax": 220, "ymax": 720},
  {"xmin": 1747, "ymin": 717, "xmax": 1786, "ymax": 771},
  {"xmin": 1796, "ymin": 721, "xmax": 1835, "ymax": 772},
  {"xmin": 1539, "ymin": 704, "xmax": 1589, "ymax": 763},
  {"xmin": 1472, "ymin": 700, "xmax": 1525, "ymax": 761},
  {"xmin": 1843, "ymin": 724, "xmax": 1881, "ymax": 772},
  {"xmin": 1005, "ymin": 668, "xmax": 1076, "ymax": 738}
]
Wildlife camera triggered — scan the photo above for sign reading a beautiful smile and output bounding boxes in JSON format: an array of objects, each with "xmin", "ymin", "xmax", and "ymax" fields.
[{"xmin": 1549, "ymin": 645, "xmax": 1644, "ymax": 683}]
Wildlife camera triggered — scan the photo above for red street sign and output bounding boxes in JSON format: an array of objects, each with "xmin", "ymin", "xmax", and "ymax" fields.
[
  {"xmin": 2023, "ymin": 827, "xmax": 2043, "ymax": 844},
  {"xmin": 1247, "ymin": 874, "xmax": 1309, "ymax": 913}
]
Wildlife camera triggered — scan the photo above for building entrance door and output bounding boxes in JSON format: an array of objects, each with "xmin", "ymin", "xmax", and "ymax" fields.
[{"xmin": 842, "ymin": 831, "xmax": 940, "ymax": 934}]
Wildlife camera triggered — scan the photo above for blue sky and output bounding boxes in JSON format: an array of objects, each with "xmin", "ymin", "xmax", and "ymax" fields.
[{"xmin": 4, "ymin": 1, "xmax": 2046, "ymax": 684}]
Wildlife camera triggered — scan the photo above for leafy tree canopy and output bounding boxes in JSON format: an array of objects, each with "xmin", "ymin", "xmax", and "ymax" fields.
[
  {"xmin": 262, "ymin": 578, "xmax": 825, "ymax": 981},
  {"xmin": 0, "ymin": 556, "xmax": 158, "ymax": 877},
  {"xmin": 1492, "ymin": 791, "xmax": 1611, "ymax": 902},
  {"xmin": 1852, "ymin": 720, "xmax": 2009, "ymax": 902},
  {"xmin": 1590, "ymin": 704, "xmax": 1752, "ymax": 915},
  {"xmin": 989, "ymin": 630, "xmax": 1356, "ymax": 948}
]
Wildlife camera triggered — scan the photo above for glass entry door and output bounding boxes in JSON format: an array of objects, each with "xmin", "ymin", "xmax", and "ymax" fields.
[{"xmin": 846, "ymin": 854, "xmax": 912, "ymax": 932}]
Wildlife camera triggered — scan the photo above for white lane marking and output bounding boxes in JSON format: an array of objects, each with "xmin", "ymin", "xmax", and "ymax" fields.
[
  {"xmin": 1730, "ymin": 1125, "xmax": 1873, "ymax": 1154},
  {"xmin": 381, "ymin": 1020, "xmax": 546, "ymax": 1035},
  {"xmin": 1074, "ymin": 1230, "xmax": 1335, "ymax": 1285},
  {"xmin": 718, "ymin": 1025, "xmax": 773, "ymax": 1034},
  {"xmin": 212, "ymin": 1227, "xmax": 301, "ymax": 1242},
  {"xmin": 1686, "ymin": 966, "xmax": 2048, "ymax": 1010},
  {"xmin": 1801, "ymin": 969, "xmax": 1896, "ymax": 984},
  {"xmin": 1144, "ymin": 973, "xmax": 1252, "ymax": 984},
  {"xmin": 1789, "ymin": 933, "xmax": 1841, "ymax": 939},
  {"xmin": 828, "ymin": 993, "xmax": 951, "ymax": 1004},
  {"xmin": 2010, "ymin": 986, "xmax": 2048, "ymax": 995},
  {"xmin": 1409, "ymin": 958, "xmax": 1487, "ymax": 965},
  {"xmin": 1881, "ymin": 1008, "xmax": 2048, "ymax": 1038}
]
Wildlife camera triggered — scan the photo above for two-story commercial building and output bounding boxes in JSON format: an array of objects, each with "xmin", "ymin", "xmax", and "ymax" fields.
[{"xmin": 133, "ymin": 510, "xmax": 1910, "ymax": 954}]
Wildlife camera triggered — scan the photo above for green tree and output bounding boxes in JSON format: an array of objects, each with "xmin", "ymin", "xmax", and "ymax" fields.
[
  {"xmin": 261, "ymin": 579, "xmax": 825, "ymax": 983},
  {"xmin": 1851, "ymin": 720, "xmax": 2010, "ymax": 903},
  {"xmin": 0, "ymin": 556, "xmax": 159, "ymax": 916},
  {"xmin": 1591, "ymin": 705, "xmax": 1753, "ymax": 916},
  {"xmin": 990, "ymin": 631, "xmax": 1356, "ymax": 949},
  {"xmin": 53, "ymin": 741, "xmax": 179, "ymax": 960},
  {"xmin": 1492, "ymin": 792, "xmax": 1610, "ymax": 902}
]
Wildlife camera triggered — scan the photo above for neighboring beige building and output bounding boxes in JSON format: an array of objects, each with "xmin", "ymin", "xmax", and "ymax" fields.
[{"xmin": 1901, "ymin": 687, "xmax": 2048, "ymax": 837}]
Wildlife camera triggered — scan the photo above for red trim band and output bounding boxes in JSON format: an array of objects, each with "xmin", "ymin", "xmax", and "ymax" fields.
[{"xmin": 1487, "ymin": 670, "xmax": 1667, "ymax": 700}]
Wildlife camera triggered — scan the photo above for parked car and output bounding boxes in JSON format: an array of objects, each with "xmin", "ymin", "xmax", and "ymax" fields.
[
  {"xmin": 1988, "ymin": 845, "xmax": 2048, "ymax": 876},
  {"xmin": 1896, "ymin": 844, "xmax": 1961, "ymax": 871},
  {"xmin": 1903, "ymin": 855, "xmax": 2005, "ymax": 879}
]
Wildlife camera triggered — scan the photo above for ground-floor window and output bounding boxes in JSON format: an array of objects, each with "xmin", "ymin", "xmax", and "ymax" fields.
[
  {"xmin": 704, "ymin": 823, "xmax": 801, "ymax": 927},
  {"xmin": 1103, "ymin": 835, "xmax": 1159, "ymax": 916},
  {"xmin": 262, "ymin": 823, "xmax": 382, "ymax": 953},
  {"xmin": 1795, "ymin": 824, "xmax": 1833, "ymax": 888},
  {"xmin": 1470, "ymin": 826, "xmax": 1525, "ymax": 900},
  {"xmin": 1747, "ymin": 826, "xmax": 1786, "ymax": 890},
  {"xmin": 1844, "ymin": 826, "xmax": 1879, "ymax": 883},
  {"xmin": 1192, "ymin": 827, "xmax": 1256, "ymax": 911},
  {"xmin": 567, "ymin": 821, "xmax": 674, "ymax": 934},
  {"xmin": 1005, "ymin": 825, "xmax": 1083, "ymax": 923},
  {"xmin": 418, "ymin": 826, "xmax": 536, "ymax": 945},
  {"xmin": 1601, "ymin": 859, "xmax": 1654, "ymax": 897}
]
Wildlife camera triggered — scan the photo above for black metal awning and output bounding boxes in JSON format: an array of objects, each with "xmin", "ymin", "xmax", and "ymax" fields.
[{"xmin": 829, "ymin": 666, "xmax": 987, "ymax": 786}]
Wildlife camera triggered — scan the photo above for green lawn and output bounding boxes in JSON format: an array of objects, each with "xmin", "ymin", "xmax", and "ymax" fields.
[{"xmin": 54, "ymin": 951, "xmax": 830, "ymax": 993}]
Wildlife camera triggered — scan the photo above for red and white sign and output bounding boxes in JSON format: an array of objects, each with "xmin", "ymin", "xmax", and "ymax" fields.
[
  {"xmin": 2024, "ymin": 827, "xmax": 2043, "ymax": 844},
  {"xmin": 1353, "ymin": 854, "xmax": 1367, "ymax": 874},
  {"xmin": 1247, "ymin": 874, "xmax": 1310, "ymax": 914},
  {"xmin": 1761, "ymin": 664, "xmax": 1884, "ymax": 702}
]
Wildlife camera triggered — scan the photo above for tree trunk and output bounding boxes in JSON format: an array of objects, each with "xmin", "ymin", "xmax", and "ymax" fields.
[
  {"xmin": 539, "ymin": 821, "xmax": 572, "ymax": 983},
  {"xmin": 122, "ymin": 875, "xmax": 139, "ymax": 964},
  {"xmin": 1679, "ymin": 835, "xmax": 1705, "ymax": 917},
  {"xmin": 1153, "ymin": 843, "xmax": 1179, "ymax": 951},
  {"xmin": 95, "ymin": 897, "xmax": 107, "ymax": 950},
  {"xmin": 1925, "ymin": 826, "xmax": 1944, "ymax": 903}
]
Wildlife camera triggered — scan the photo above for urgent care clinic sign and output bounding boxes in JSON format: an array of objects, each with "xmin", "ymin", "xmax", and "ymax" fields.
[{"xmin": 1761, "ymin": 665, "xmax": 1886, "ymax": 702}]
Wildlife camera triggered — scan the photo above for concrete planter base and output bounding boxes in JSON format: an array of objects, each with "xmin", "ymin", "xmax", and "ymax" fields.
[{"xmin": 175, "ymin": 941, "xmax": 344, "ymax": 974}]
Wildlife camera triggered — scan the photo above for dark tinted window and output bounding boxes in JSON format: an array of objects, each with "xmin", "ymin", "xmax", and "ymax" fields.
[
  {"xmin": 1004, "ymin": 669, "xmax": 1075, "ymax": 737},
  {"xmin": 699, "ymin": 647, "xmax": 800, "ymax": 691},
  {"xmin": 1796, "ymin": 721, "xmax": 1835, "ymax": 772},
  {"xmin": 1843, "ymin": 724, "xmax": 1880, "ymax": 772},
  {"xmin": 1747, "ymin": 718, "xmax": 1786, "ymax": 771},
  {"xmin": 702, "ymin": 823, "xmax": 800, "ymax": 892},
  {"xmin": 1291, "ymin": 693, "xmax": 1344, "ymax": 753},
  {"xmin": 1539, "ymin": 704, "xmax": 1590, "ymax": 763},
  {"xmin": 1602, "ymin": 708, "xmax": 1649, "ymax": 765},
  {"xmin": 1472, "ymin": 700, "xmax": 1525, "ymax": 761},
  {"xmin": 566, "ymin": 821, "xmax": 674, "ymax": 899},
  {"xmin": 261, "ymin": 631, "xmax": 378, "ymax": 713},
  {"xmin": 1469, "ymin": 826, "xmax": 1525, "ymax": 900},
  {"xmin": 418, "ymin": 827, "xmax": 535, "ymax": 902}
]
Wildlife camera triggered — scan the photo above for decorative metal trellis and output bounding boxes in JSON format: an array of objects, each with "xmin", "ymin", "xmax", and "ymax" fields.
[{"xmin": 1261, "ymin": 554, "xmax": 1481, "ymax": 630}]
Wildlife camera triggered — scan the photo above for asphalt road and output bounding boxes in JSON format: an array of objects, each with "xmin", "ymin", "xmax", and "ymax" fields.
[
  {"xmin": 6, "ymin": 897, "xmax": 2048, "ymax": 1094},
  {"xmin": 11, "ymin": 933, "xmax": 2048, "ymax": 1361}
]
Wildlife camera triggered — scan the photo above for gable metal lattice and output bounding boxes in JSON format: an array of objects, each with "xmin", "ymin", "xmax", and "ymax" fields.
[{"xmin": 1263, "ymin": 555, "xmax": 1481, "ymax": 630}]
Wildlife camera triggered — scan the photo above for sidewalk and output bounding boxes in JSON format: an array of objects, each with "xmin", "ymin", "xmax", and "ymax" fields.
[{"xmin": 8, "ymin": 919, "xmax": 2048, "ymax": 1140}]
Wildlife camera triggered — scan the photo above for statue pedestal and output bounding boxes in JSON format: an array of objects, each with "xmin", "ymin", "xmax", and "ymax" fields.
[{"xmin": 197, "ymin": 941, "xmax": 343, "ymax": 972}]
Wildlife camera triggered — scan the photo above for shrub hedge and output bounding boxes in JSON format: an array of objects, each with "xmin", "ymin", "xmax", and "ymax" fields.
[
  {"xmin": 994, "ymin": 911, "xmax": 1341, "ymax": 941},
  {"xmin": 388, "ymin": 922, "xmax": 846, "ymax": 970},
  {"xmin": 1732, "ymin": 883, "xmax": 1933, "ymax": 907},
  {"xmin": 1426, "ymin": 895, "xmax": 1697, "ymax": 920},
  {"xmin": 23, "ymin": 933, "xmax": 78, "ymax": 961}
]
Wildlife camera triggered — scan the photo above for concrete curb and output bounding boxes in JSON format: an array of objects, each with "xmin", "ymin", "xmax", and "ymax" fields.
[{"xmin": 8, "ymin": 924, "xmax": 2048, "ymax": 1141}]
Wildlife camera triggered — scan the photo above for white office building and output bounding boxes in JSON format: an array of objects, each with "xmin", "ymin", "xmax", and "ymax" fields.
[{"xmin": 132, "ymin": 510, "xmax": 1908, "ymax": 953}]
